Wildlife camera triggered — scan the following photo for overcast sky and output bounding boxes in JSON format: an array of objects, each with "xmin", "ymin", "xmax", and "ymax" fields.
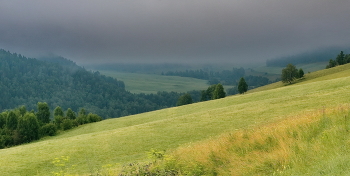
[{"xmin": 0, "ymin": 0, "xmax": 349, "ymax": 65}]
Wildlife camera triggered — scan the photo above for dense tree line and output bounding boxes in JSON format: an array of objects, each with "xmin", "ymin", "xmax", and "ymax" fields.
[
  {"xmin": 0, "ymin": 103, "xmax": 102, "ymax": 149},
  {"xmin": 200, "ymin": 84, "xmax": 226, "ymax": 101},
  {"xmin": 326, "ymin": 51, "xmax": 350, "ymax": 69},
  {"xmin": 164, "ymin": 68, "xmax": 245, "ymax": 85},
  {"xmin": 0, "ymin": 49, "xmax": 186, "ymax": 118},
  {"xmin": 163, "ymin": 67, "xmax": 275, "ymax": 89}
]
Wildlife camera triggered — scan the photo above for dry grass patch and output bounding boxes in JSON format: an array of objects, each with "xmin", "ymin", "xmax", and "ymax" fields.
[{"xmin": 143, "ymin": 106, "xmax": 350, "ymax": 175}]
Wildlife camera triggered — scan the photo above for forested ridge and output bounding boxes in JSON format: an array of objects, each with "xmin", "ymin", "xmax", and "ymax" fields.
[{"xmin": 0, "ymin": 49, "xmax": 185, "ymax": 118}]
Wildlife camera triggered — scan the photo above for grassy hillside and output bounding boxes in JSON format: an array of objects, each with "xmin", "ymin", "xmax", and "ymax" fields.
[
  {"xmin": 2, "ymin": 64, "xmax": 350, "ymax": 175},
  {"xmin": 151, "ymin": 106, "xmax": 350, "ymax": 175},
  {"xmin": 99, "ymin": 70, "xmax": 209, "ymax": 94},
  {"xmin": 250, "ymin": 63, "xmax": 350, "ymax": 93}
]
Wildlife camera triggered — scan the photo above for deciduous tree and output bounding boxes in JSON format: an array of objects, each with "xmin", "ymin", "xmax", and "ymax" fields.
[
  {"xmin": 36, "ymin": 102, "xmax": 50, "ymax": 124},
  {"xmin": 213, "ymin": 84, "xmax": 226, "ymax": 99},
  {"xmin": 17, "ymin": 113, "xmax": 40, "ymax": 143},
  {"xmin": 53, "ymin": 106, "xmax": 64, "ymax": 118},
  {"xmin": 6, "ymin": 111, "xmax": 18, "ymax": 130},
  {"xmin": 281, "ymin": 64, "xmax": 298, "ymax": 84},
  {"xmin": 66, "ymin": 108, "xmax": 76, "ymax": 120},
  {"xmin": 176, "ymin": 93, "xmax": 193, "ymax": 106}
]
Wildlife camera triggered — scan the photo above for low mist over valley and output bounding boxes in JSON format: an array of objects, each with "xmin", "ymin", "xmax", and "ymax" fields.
[{"xmin": 1, "ymin": 1, "xmax": 350, "ymax": 175}]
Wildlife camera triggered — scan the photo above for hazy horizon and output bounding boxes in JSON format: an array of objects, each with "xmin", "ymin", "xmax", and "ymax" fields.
[{"xmin": 1, "ymin": 1, "xmax": 350, "ymax": 65}]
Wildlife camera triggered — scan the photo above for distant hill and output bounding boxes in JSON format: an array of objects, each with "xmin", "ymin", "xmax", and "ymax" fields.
[
  {"xmin": 266, "ymin": 46, "xmax": 350, "ymax": 67},
  {"xmin": 0, "ymin": 49, "xmax": 183, "ymax": 118},
  {"xmin": 38, "ymin": 55, "xmax": 81, "ymax": 70}
]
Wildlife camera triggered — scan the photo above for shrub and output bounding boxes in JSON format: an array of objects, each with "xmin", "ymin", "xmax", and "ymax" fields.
[
  {"xmin": 61, "ymin": 119, "xmax": 73, "ymax": 131},
  {"xmin": 87, "ymin": 113, "xmax": 102, "ymax": 123},
  {"xmin": 176, "ymin": 93, "xmax": 193, "ymax": 106},
  {"xmin": 39, "ymin": 123, "xmax": 57, "ymax": 137},
  {"xmin": 54, "ymin": 115, "xmax": 64, "ymax": 129}
]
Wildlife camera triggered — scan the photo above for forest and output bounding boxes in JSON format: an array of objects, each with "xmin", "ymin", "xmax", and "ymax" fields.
[
  {"xmin": 0, "ymin": 49, "xmax": 190, "ymax": 118},
  {"xmin": 0, "ymin": 49, "xmax": 272, "ymax": 119},
  {"xmin": 163, "ymin": 68, "xmax": 272, "ymax": 87},
  {"xmin": 0, "ymin": 102, "xmax": 102, "ymax": 149}
]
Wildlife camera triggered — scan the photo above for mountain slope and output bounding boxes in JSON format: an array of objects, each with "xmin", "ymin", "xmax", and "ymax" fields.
[
  {"xmin": 0, "ymin": 49, "xmax": 183, "ymax": 118},
  {"xmin": 1, "ymin": 63, "xmax": 350, "ymax": 175}
]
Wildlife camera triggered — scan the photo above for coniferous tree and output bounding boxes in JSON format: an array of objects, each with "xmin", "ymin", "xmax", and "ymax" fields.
[
  {"xmin": 326, "ymin": 59, "xmax": 337, "ymax": 68},
  {"xmin": 298, "ymin": 68, "xmax": 304, "ymax": 78},
  {"xmin": 345, "ymin": 54, "xmax": 350, "ymax": 63},
  {"xmin": 238, "ymin": 77, "xmax": 248, "ymax": 94},
  {"xmin": 336, "ymin": 51, "xmax": 345, "ymax": 65}
]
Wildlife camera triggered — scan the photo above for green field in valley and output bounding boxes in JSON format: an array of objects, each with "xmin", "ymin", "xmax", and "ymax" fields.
[
  {"xmin": 99, "ymin": 70, "xmax": 209, "ymax": 94},
  {"xmin": 1, "ymin": 64, "xmax": 350, "ymax": 175}
]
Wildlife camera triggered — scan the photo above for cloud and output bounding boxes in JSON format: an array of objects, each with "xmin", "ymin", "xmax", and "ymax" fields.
[{"xmin": 0, "ymin": 0, "xmax": 349, "ymax": 64}]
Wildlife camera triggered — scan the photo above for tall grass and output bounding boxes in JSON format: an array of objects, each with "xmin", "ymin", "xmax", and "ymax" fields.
[{"xmin": 134, "ymin": 106, "xmax": 350, "ymax": 175}]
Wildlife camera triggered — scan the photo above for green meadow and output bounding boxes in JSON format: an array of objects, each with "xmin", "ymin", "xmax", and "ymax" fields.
[
  {"xmin": 99, "ymin": 70, "xmax": 209, "ymax": 94},
  {"xmin": 1, "ymin": 64, "xmax": 350, "ymax": 175}
]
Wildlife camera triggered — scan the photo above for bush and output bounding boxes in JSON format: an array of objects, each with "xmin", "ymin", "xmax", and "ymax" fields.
[
  {"xmin": 176, "ymin": 93, "xmax": 193, "ymax": 106},
  {"xmin": 39, "ymin": 123, "xmax": 57, "ymax": 137},
  {"xmin": 87, "ymin": 113, "xmax": 102, "ymax": 123},
  {"xmin": 61, "ymin": 119, "xmax": 73, "ymax": 131},
  {"xmin": 76, "ymin": 115, "xmax": 88, "ymax": 125},
  {"xmin": 66, "ymin": 108, "xmax": 76, "ymax": 120},
  {"xmin": 54, "ymin": 115, "xmax": 64, "ymax": 129}
]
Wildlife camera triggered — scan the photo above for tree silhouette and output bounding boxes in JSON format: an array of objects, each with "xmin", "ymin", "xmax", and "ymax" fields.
[
  {"xmin": 281, "ymin": 64, "xmax": 298, "ymax": 84},
  {"xmin": 238, "ymin": 77, "xmax": 248, "ymax": 94}
]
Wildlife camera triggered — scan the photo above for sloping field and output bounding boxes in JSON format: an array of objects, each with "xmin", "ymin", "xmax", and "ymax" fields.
[
  {"xmin": 1, "ymin": 64, "xmax": 350, "ymax": 175},
  {"xmin": 250, "ymin": 63, "xmax": 350, "ymax": 93}
]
